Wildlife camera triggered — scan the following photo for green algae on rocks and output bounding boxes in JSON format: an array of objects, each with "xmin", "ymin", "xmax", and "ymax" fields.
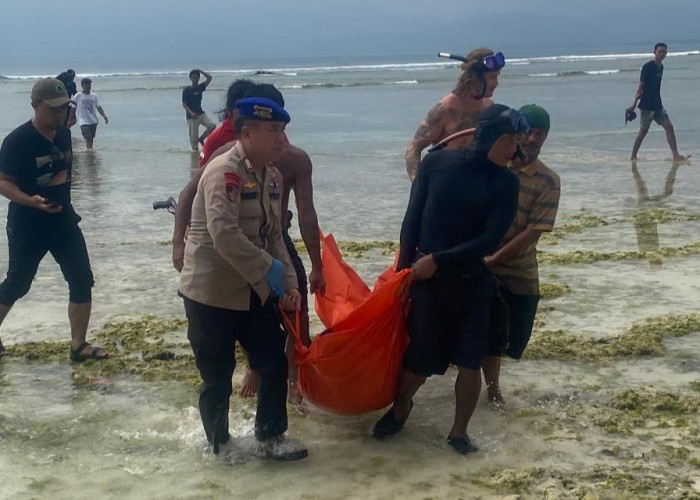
[
  {"xmin": 539, "ymin": 241, "xmax": 700, "ymax": 265},
  {"xmin": 525, "ymin": 312, "xmax": 700, "ymax": 361},
  {"xmin": 633, "ymin": 207, "xmax": 700, "ymax": 225},
  {"xmin": 609, "ymin": 389, "xmax": 700, "ymax": 416},
  {"xmin": 72, "ymin": 315, "xmax": 203, "ymax": 386},
  {"xmin": 539, "ymin": 210, "xmax": 610, "ymax": 246},
  {"xmin": 3, "ymin": 316, "xmax": 208, "ymax": 387},
  {"xmin": 539, "ymin": 207, "xmax": 700, "ymax": 246},
  {"xmin": 473, "ymin": 464, "xmax": 698, "ymax": 498},
  {"xmin": 539, "ymin": 283, "xmax": 571, "ymax": 300}
]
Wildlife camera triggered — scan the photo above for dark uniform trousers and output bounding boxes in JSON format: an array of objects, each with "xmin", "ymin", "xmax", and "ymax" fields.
[{"xmin": 183, "ymin": 291, "xmax": 288, "ymax": 449}]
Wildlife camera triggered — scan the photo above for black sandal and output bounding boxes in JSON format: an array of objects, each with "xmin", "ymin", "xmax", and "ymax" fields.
[
  {"xmin": 70, "ymin": 342, "xmax": 109, "ymax": 362},
  {"xmin": 447, "ymin": 435, "xmax": 479, "ymax": 454},
  {"xmin": 372, "ymin": 400, "xmax": 413, "ymax": 439}
]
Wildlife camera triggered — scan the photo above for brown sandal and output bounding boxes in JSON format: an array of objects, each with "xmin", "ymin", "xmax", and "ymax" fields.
[{"xmin": 70, "ymin": 342, "xmax": 109, "ymax": 362}]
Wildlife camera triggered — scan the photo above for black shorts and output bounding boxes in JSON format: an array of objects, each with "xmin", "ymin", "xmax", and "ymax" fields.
[
  {"xmin": 487, "ymin": 287, "xmax": 539, "ymax": 359},
  {"xmin": 402, "ymin": 273, "xmax": 493, "ymax": 375},
  {"xmin": 282, "ymin": 230, "xmax": 308, "ymax": 313},
  {"xmin": 0, "ymin": 222, "xmax": 93, "ymax": 305},
  {"xmin": 80, "ymin": 124, "xmax": 97, "ymax": 139}
]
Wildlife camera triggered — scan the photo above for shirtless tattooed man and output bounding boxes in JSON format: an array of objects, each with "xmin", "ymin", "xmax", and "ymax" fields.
[{"xmin": 405, "ymin": 47, "xmax": 504, "ymax": 181}]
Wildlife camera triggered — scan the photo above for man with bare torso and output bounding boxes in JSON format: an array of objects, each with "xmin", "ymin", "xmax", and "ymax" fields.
[
  {"xmin": 405, "ymin": 48, "xmax": 504, "ymax": 181},
  {"xmin": 172, "ymin": 83, "xmax": 323, "ymax": 404}
]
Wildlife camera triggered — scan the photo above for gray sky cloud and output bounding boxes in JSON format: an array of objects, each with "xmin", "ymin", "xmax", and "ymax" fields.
[{"xmin": 1, "ymin": 0, "xmax": 698, "ymax": 71}]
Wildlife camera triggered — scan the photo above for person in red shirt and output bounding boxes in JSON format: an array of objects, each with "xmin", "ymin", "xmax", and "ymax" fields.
[{"xmin": 198, "ymin": 79, "xmax": 254, "ymax": 167}]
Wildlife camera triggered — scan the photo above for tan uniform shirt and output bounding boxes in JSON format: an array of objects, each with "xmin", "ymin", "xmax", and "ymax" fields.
[
  {"xmin": 488, "ymin": 159, "xmax": 560, "ymax": 295},
  {"xmin": 179, "ymin": 142, "xmax": 297, "ymax": 310}
]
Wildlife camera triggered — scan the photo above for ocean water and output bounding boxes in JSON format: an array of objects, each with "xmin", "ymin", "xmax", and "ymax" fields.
[{"xmin": 0, "ymin": 46, "xmax": 699, "ymax": 499}]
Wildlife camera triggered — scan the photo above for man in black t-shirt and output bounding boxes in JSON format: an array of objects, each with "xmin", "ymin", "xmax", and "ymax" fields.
[
  {"xmin": 627, "ymin": 43, "xmax": 689, "ymax": 162},
  {"xmin": 182, "ymin": 69, "xmax": 216, "ymax": 151},
  {"xmin": 0, "ymin": 78, "xmax": 107, "ymax": 363}
]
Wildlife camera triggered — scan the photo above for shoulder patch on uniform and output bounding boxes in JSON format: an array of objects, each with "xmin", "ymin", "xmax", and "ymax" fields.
[{"xmin": 224, "ymin": 172, "xmax": 241, "ymax": 202}]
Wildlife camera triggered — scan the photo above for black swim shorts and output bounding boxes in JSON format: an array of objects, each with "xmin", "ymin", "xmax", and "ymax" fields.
[
  {"xmin": 487, "ymin": 287, "xmax": 540, "ymax": 359},
  {"xmin": 402, "ymin": 273, "xmax": 493, "ymax": 375}
]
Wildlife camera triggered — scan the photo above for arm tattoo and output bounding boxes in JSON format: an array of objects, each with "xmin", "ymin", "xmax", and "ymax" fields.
[{"xmin": 405, "ymin": 103, "xmax": 446, "ymax": 179}]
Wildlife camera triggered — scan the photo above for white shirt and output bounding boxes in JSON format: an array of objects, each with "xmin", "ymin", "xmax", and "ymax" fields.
[{"xmin": 73, "ymin": 92, "xmax": 100, "ymax": 126}]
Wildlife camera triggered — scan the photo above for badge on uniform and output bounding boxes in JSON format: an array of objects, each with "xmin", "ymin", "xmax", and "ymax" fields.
[
  {"xmin": 241, "ymin": 179, "xmax": 259, "ymax": 200},
  {"xmin": 224, "ymin": 172, "xmax": 241, "ymax": 202},
  {"xmin": 241, "ymin": 158, "xmax": 254, "ymax": 172},
  {"xmin": 268, "ymin": 179, "xmax": 280, "ymax": 200}
]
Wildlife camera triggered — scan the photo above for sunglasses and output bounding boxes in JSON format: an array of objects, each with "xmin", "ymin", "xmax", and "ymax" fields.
[{"xmin": 482, "ymin": 52, "xmax": 505, "ymax": 72}]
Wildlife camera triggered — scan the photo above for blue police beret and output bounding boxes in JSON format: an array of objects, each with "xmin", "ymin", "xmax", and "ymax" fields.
[{"xmin": 235, "ymin": 97, "xmax": 290, "ymax": 124}]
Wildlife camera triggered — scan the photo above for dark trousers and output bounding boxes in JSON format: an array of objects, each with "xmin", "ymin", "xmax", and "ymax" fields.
[
  {"xmin": 0, "ymin": 223, "xmax": 93, "ymax": 306},
  {"xmin": 183, "ymin": 293, "xmax": 288, "ymax": 449},
  {"xmin": 282, "ymin": 230, "xmax": 308, "ymax": 312}
]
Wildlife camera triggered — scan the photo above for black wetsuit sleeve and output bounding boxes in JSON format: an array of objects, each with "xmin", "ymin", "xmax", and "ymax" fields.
[
  {"xmin": 433, "ymin": 171, "xmax": 519, "ymax": 267},
  {"xmin": 397, "ymin": 157, "xmax": 431, "ymax": 270}
]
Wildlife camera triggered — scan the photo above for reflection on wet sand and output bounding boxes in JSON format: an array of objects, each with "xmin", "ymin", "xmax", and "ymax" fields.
[
  {"xmin": 630, "ymin": 160, "xmax": 682, "ymax": 268},
  {"xmin": 71, "ymin": 149, "xmax": 103, "ymax": 199}
]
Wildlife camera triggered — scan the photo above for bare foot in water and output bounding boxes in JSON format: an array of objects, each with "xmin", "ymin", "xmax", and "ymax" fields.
[
  {"xmin": 488, "ymin": 388, "xmax": 506, "ymax": 411},
  {"xmin": 673, "ymin": 154, "xmax": 691, "ymax": 162},
  {"xmin": 240, "ymin": 369, "xmax": 259, "ymax": 398},
  {"xmin": 288, "ymin": 381, "xmax": 303, "ymax": 406}
]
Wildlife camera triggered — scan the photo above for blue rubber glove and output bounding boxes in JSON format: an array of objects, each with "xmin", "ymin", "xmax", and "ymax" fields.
[{"xmin": 265, "ymin": 259, "xmax": 286, "ymax": 297}]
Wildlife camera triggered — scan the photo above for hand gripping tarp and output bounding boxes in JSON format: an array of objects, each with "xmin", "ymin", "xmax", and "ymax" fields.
[{"xmin": 282, "ymin": 233, "xmax": 410, "ymax": 415}]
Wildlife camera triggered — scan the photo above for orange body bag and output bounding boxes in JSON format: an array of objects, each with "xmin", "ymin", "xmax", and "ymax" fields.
[{"xmin": 283, "ymin": 234, "xmax": 410, "ymax": 415}]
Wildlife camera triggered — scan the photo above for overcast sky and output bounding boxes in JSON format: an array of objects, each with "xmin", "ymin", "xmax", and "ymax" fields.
[{"xmin": 1, "ymin": 0, "xmax": 698, "ymax": 70}]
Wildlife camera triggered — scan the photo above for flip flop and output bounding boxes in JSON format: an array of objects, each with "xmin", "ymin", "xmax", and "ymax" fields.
[{"xmin": 70, "ymin": 341, "xmax": 109, "ymax": 362}]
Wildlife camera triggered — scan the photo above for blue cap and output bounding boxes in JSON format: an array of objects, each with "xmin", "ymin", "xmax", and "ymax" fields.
[{"xmin": 235, "ymin": 97, "xmax": 290, "ymax": 124}]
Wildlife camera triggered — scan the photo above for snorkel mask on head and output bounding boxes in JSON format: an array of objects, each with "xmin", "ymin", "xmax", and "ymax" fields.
[{"xmin": 439, "ymin": 51, "xmax": 505, "ymax": 99}]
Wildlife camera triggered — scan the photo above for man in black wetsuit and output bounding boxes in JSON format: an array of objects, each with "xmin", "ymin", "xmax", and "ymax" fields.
[{"xmin": 372, "ymin": 104, "xmax": 526, "ymax": 454}]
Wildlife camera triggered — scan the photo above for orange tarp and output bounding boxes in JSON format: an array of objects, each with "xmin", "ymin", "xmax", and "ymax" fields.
[{"xmin": 283, "ymin": 234, "xmax": 410, "ymax": 415}]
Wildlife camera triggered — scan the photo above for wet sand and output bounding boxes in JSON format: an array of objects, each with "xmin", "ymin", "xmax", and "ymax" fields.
[{"xmin": 2, "ymin": 208, "xmax": 700, "ymax": 498}]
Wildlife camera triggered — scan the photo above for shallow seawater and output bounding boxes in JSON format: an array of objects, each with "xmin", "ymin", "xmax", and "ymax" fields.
[{"xmin": 1, "ymin": 49, "xmax": 700, "ymax": 498}]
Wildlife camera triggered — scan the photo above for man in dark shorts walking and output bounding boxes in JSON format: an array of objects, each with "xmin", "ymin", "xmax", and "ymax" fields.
[
  {"xmin": 628, "ymin": 43, "xmax": 689, "ymax": 162},
  {"xmin": 372, "ymin": 104, "xmax": 524, "ymax": 454},
  {"xmin": 182, "ymin": 69, "xmax": 216, "ymax": 151},
  {"xmin": 0, "ymin": 78, "xmax": 106, "ymax": 362},
  {"xmin": 482, "ymin": 104, "xmax": 560, "ymax": 408}
]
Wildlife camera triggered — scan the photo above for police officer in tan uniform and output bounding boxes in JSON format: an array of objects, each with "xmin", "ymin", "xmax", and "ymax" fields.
[{"xmin": 179, "ymin": 97, "xmax": 307, "ymax": 460}]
